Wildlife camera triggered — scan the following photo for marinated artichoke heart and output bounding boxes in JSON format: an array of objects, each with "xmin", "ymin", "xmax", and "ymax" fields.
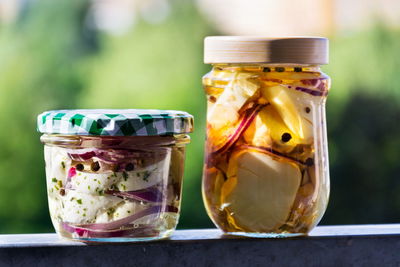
[
  {"xmin": 221, "ymin": 150, "xmax": 301, "ymax": 232},
  {"xmin": 207, "ymin": 72, "xmax": 260, "ymax": 150}
]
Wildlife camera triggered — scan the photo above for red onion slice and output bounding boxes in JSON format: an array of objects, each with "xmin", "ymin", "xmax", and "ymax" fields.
[
  {"xmin": 105, "ymin": 186, "xmax": 164, "ymax": 203},
  {"xmin": 67, "ymin": 148, "xmax": 154, "ymax": 164},
  {"xmin": 64, "ymin": 205, "xmax": 178, "ymax": 231},
  {"xmin": 62, "ymin": 223, "xmax": 159, "ymax": 238},
  {"xmin": 282, "ymin": 84, "xmax": 328, "ymax": 97},
  {"xmin": 213, "ymin": 104, "xmax": 266, "ymax": 155}
]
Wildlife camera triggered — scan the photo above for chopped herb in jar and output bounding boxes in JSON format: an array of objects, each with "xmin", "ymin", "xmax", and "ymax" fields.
[
  {"xmin": 122, "ymin": 171, "xmax": 128, "ymax": 181},
  {"xmin": 143, "ymin": 171, "xmax": 151, "ymax": 182},
  {"xmin": 107, "ymin": 207, "xmax": 115, "ymax": 216},
  {"xmin": 120, "ymin": 184, "xmax": 127, "ymax": 191}
]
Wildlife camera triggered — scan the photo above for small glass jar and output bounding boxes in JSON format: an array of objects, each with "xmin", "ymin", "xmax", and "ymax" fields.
[
  {"xmin": 37, "ymin": 109, "xmax": 193, "ymax": 242},
  {"xmin": 202, "ymin": 37, "xmax": 331, "ymax": 237}
]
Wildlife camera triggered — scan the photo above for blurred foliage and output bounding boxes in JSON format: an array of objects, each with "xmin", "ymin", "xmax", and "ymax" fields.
[
  {"xmin": 322, "ymin": 24, "xmax": 400, "ymax": 225},
  {"xmin": 0, "ymin": 0, "xmax": 399, "ymax": 233}
]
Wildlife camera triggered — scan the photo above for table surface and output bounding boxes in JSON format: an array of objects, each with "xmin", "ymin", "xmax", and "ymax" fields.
[{"xmin": 1, "ymin": 224, "xmax": 400, "ymax": 266}]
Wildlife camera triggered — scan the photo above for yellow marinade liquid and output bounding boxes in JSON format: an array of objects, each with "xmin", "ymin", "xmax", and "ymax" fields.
[{"xmin": 202, "ymin": 65, "xmax": 330, "ymax": 235}]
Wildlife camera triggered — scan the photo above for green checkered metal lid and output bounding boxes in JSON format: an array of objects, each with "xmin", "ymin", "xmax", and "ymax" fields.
[{"xmin": 37, "ymin": 109, "xmax": 194, "ymax": 136}]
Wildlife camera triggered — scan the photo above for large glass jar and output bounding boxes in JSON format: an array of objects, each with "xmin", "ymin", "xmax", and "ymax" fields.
[
  {"xmin": 202, "ymin": 37, "xmax": 330, "ymax": 237},
  {"xmin": 37, "ymin": 109, "xmax": 193, "ymax": 242}
]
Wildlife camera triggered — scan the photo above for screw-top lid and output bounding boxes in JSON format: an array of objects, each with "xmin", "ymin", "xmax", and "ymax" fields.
[
  {"xmin": 204, "ymin": 36, "xmax": 328, "ymax": 65},
  {"xmin": 37, "ymin": 109, "xmax": 194, "ymax": 136}
]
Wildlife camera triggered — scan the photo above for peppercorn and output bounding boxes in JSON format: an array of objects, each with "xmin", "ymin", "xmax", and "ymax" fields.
[
  {"xmin": 125, "ymin": 163, "xmax": 135, "ymax": 171},
  {"xmin": 111, "ymin": 164, "xmax": 120, "ymax": 172},
  {"xmin": 305, "ymin": 107, "xmax": 311, "ymax": 113},
  {"xmin": 60, "ymin": 188, "xmax": 65, "ymax": 196},
  {"xmin": 294, "ymin": 67, "xmax": 302, "ymax": 72},
  {"xmin": 263, "ymin": 67, "xmax": 271, "ymax": 72},
  {"xmin": 209, "ymin": 96, "xmax": 217, "ymax": 103},
  {"xmin": 276, "ymin": 67, "xmax": 285, "ymax": 72},
  {"xmin": 281, "ymin": 133, "xmax": 292, "ymax": 142},
  {"xmin": 91, "ymin": 161, "xmax": 100, "ymax": 172},
  {"xmin": 76, "ymin": 163, "xmax": 84, "ymax": 171},
  {"xmin": 305, "ymin": 158, "xmax": 314, "ymax": 166}
]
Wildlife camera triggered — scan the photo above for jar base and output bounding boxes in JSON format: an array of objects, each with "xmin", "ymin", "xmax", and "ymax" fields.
[
  {"xmin": 58, "ymin": 229, "xmax": 174, "ymax": 243},
  {"xmin": 225, "ymin": 231, "xmax": 306, "ymax": 238}
]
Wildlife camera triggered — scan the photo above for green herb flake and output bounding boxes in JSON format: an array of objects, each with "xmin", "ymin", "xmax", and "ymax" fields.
[
  {"xmin": 83, "ymin": 213, "xmax": 86, "ymax": 217},
  {"xmin": 143, "ymin": 171, "xmax": 151, "ymax": 182},
  {"xmin": 88, "ymin": 185, "xmax": 91, "ymax": 190},
  {"xmin": 52, "ymin": 178, "xmax": 57, "ymax": 183},
  {"xmin": 61, "ymin": 161, "xmax": 65, "ymax": 169},
  {"xmin": 98, "ymin": 189, "xmax": 104, "ymax": 196},
  {"xmin": 57, "ymin": 180, "xmax": 63, "ymax": 188},
  {"xmin": 122, "ymin": 171, "xmax": 128, "ymax": 181},
  {"xmin": 120, "ymin": 184, "xmax": 126, "ymax": 191},
  {"xmin": 77, "ymin": 199, "xmax": 82, "ymax": 204},
  {"xmin": 107, "ymin": 207, "xmax": 115, "ymax": 216}
]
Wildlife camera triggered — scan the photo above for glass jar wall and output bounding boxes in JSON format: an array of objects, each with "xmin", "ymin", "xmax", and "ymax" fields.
[
  {"xmin": 38, "ymin": 109, "xmax": 193, "ymax": 242},
  {"xmin": 202, "ymin": 37, "xmax": 331, "ymax": 237}
]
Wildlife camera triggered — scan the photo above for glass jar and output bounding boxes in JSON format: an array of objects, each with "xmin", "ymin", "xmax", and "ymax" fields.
[
  {"xmin": 37, "ymin": 109, "xmax": 193, "ymax": 242},
  {"xmin": 202, "ymin": 37, "xmax": 330, "ymax": 237}
]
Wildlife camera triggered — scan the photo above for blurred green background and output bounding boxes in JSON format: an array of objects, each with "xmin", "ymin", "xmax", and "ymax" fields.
[{"xmin": 0, "ymin": 0, "xmax": 399, "ymax": 233}]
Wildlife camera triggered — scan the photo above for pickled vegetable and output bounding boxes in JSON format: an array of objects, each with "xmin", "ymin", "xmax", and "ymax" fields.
[
  {"xmin": 44, "ymin": 136, "xmax": 185, "ymax": 240},
  {"xmin": 202, "ymin": 66, "xmax": 330, "ymax": 235}
]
